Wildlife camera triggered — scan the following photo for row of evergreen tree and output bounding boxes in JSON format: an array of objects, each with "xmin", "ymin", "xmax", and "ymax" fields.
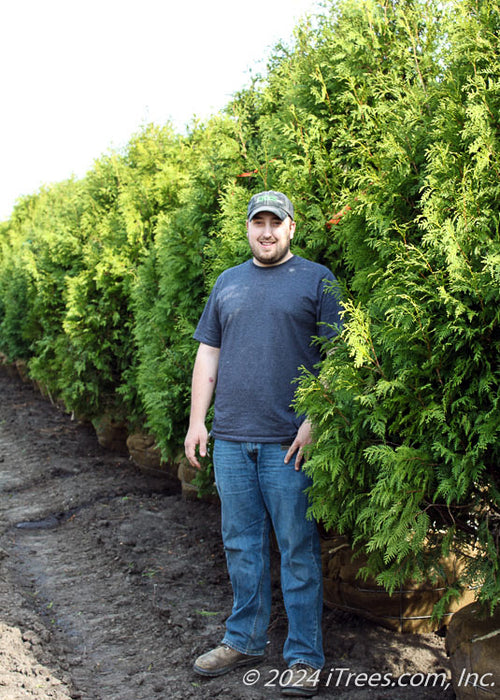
[{"xmin": 1, "ymin": 0, "xmax": 498, "ymax": 612}]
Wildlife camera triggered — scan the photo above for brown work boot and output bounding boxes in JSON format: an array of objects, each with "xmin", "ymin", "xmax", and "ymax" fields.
[
  {"xmin": 281, "ymin": 663, "xmax": 320, "ymax": 696},
  {"xmin": 193, "ymin": 643, "xmax": 262, "ymax": 677}
]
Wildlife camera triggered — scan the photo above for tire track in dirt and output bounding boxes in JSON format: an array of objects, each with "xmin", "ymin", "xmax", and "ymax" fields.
[{"xmin": 0, "ymin": 371, "xmax": 230, "ymax": 699}]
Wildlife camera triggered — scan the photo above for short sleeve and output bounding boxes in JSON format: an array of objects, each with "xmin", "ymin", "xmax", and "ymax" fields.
[{"xmin": 317, "ymin": 272, "xmax": 343, "ymax": 340}]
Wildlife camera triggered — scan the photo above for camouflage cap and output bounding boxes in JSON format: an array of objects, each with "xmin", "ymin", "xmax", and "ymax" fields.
[{"xmin": 247, "ymin": 191, "xmax": 294, "ymax": 221}]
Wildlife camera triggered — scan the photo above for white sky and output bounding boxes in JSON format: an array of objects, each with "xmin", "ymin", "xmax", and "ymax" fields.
[{"xmin": 0, "ymin": 0, "xmax": 321, "ymax": 222}]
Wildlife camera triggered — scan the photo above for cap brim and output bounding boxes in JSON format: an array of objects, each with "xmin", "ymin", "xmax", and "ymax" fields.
[{"xmin": 248, "ymin": 205, "xmax": 288, "ymax": 221}]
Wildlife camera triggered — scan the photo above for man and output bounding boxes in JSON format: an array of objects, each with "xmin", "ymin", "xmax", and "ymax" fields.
[{"xmin": 184, "ymin": 191, "xmax": 342, "ymax": 697}]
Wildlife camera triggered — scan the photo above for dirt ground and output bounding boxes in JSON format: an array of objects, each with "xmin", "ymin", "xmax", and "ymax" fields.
[{"xmin": 0, "ymin": 366, "xmax": 458, "ymax": 699}]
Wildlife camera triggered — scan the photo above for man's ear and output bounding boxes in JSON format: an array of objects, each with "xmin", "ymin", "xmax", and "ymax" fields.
[{"xmin": 290, "ymin": 220, "xmax": 296, "ymax": 240}]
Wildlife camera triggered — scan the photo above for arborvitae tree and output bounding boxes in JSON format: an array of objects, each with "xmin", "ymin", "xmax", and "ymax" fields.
[
  {"xmin": 0, "ymin": 248, "xmax": 33, "ymax": 361},
  {"xmin": 0, "ymin": 182, "xmax": 86, "ymax": 384},
  {"xmin": 115, "ymin": 123, "xmax": 188, "ymax": 254},
  {"xmin": 295, "ymin": 0, "xmax": 500, "ymax": 614},
  {"xmin": 131, "ymin": 115, "xmax": 247, "ymax": 459},
  {"xmin": 57, "ymin": 125, "xmax": 186, "ymax": 421},
  {"xmin": 304, "ymin": 0, "xmax": 443, "ymax": 285},
  {"xmin": 0, "ymin": 204, "xmax": 35, "ymax": 361}
]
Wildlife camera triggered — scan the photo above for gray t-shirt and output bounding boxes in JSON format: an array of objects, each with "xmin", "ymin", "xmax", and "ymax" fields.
[{"xmin": 193, "ymin": 255, "xmax": 342, "ymax": 443}]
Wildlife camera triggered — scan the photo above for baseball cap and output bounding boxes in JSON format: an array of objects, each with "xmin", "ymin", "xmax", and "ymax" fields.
[{"xmin": 247, "ymin": 191, "xmax": 294, "ymax": 221}]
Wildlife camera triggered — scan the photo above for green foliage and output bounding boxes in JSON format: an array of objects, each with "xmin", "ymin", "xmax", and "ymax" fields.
[
  {"xmin": 0, "ymin": 0, "xmax": 498, "ymax": 614},
  {"xmin": 132, "ymin": 115, "xmax": 247, "ymax": 459},
  {"xmin": 0, "ymin": 181, "xmax": 86, "ymax": 374},
  {"xmin": 295, "ymin": 0, "xmax": 500, "ymax": 612}
]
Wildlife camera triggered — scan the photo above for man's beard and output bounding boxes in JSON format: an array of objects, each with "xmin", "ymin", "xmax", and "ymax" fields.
[{"xmin": 250, "ymin": 240, "xmax": 291, "ymax": 266}]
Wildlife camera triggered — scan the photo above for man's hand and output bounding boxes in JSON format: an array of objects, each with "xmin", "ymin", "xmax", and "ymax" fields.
[
  {"xmin": 184, "ymin": 422, "xmax": 209, "ymax": 470},
  {"xmin": 284, "ymin": 419, "xmax": 313, "ymax": 471}
]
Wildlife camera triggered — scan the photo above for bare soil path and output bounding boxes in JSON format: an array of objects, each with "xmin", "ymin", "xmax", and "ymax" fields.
[{"xmin": 0, "ymin": 367, "xmax": 456, "ymax": 699}]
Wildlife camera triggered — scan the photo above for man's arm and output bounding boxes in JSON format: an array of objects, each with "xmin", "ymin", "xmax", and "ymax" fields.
[{"xmin": 184, "ymin": 342, "xmax": 220, "ymax": 469}]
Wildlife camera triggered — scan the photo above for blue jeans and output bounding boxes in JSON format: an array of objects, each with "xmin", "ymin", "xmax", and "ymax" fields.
[{"xmin": 213, "ymin": 439, "xmax": 324, "ymax": 669}]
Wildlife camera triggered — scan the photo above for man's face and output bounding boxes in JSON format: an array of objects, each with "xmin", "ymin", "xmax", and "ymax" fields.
[{"xmin": 246, "ymin": 211, "xmax": 296, "ymax": 267}]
